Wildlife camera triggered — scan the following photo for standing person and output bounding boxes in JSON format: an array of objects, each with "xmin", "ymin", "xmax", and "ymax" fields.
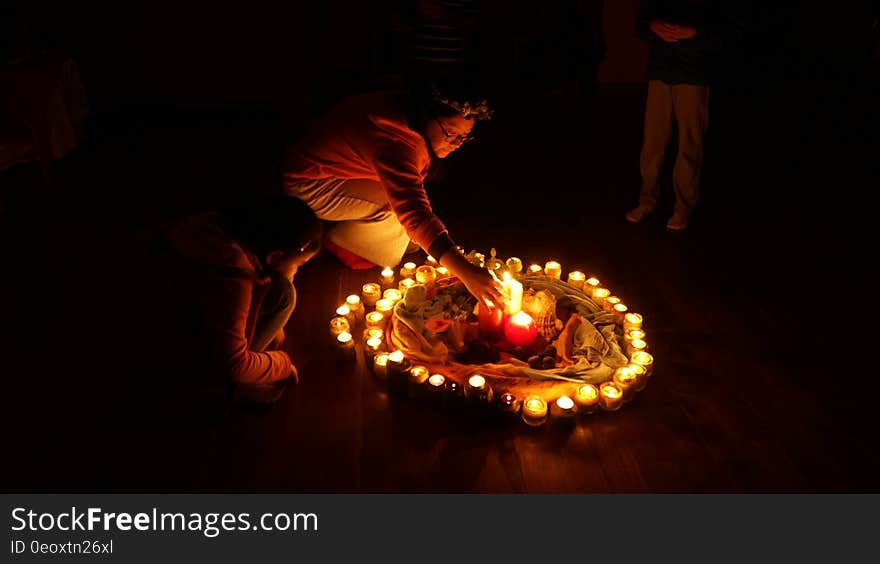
[
  {"xmin": 283, "ymin": 78, "xmax": 505, "ymax": 309},
  {"xmin": 626, "ymin": 0, "xmax": 720, "ymax": 231}
]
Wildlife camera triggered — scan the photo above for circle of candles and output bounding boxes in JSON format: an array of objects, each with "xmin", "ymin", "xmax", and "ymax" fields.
[
  {"xmin": 626, "ymin": 338, "xmax": 648, "ymax": 357},
  {"xmin": 362, "ymin": 283, "xmax": 382, "ymax": 307},
  {"xmin": 550, "ymin": 395, "xmax": 578, "ymax": 424},
  {"xmin": 504, "ymin": 311, "xmax": 538, "ymax": 348},
  {"xmin": 506, "ymin": 257, "xmax": 523, "ymax": 274},
  {"xmin": 574, "ymin": 383, "xmax": 600, "ymax": 413},
  {"xmin": 383, "ymin": 288, "xmax": 402, "ymax": 304},
  {"xmin": 629, "ymin": 363, "xmax": 649, "ymax": 391},
  {"xmin": 567, "ymin": 271, "xmax": 586, "ymax": 290},
  {"xmin": 336, "ymin": 304, "xmax": 355, "ymax": 325},
  {"xmin": 613, "ymin": 366, "xmax": 639, "ymax": 401},
  {"xmin": 521, "ymin": 395, "xmax": 548, "ymax": 426},
  {"xmin": 599, "ymin": 381, "xmax": 624, "ymax": 411},
  {"xmin": 400, "ymin": 262, "xmax": 417, "ymax": 278},
  {"xmin": 380, "ymin": 267, "xmax": 395, "ymax": 288},
  {"xmin": 415, "ymin": 265, "xmax": 437, "ymax": 285},
  {"xmin": 630, "ymin": 351, "xmax": 654, "ymax": 377},
  {"xmin": 624, "ymin": 312, "xmax": 643, "ymax": 331},
  {"xmin": 398, "ymin": 278, "xmax": 416, "ymax": 293},
  {"xmin": 544, "ymin": 261, "xmax": 562, "ymax": 279},
  {"xmin": 603, "ymin": 295, "xmax": 621, "ymax": 313},
  {"xmin": 612, "ymin": 303, "xmax": 629, "ymax": 323},
  {"xmin": 498, "ymin": 392, "xmax": 520, "ymax": 415},
  {"xmin": 373, "ymin": 352, "xmax": 389, "ymax": 379},
  {"xmin": 465, "ymin": 374, "xmax": 492, "ymax": 402},
  {"xmin": 435, "ymin": 266, "xmax": 450, "ymax": 279},
  {"xmin": 528, "ymin": 264, "xmax": 543, "ymax": 275},
  {"xmin": 329, "ymin": 316, "xmax": 350, "ymax": 337},
  {"xmin": 365, "ymin": 311, "xmax": 386, "ymax": 329}
]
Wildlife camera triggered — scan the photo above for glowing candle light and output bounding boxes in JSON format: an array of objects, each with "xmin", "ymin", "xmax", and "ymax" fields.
[
  {"xmin": 501, "ymin": 271, "xmax": 523, "ymax": 315},
  {"xmin": 380, "ymin": 267, "xmax": 395, "ymax": 288},
  {"xmin": 416, "ymin": 265, "xmax": 437, "ymax": 285},
  {"xmin": 408, "ymin": 365, "xmax": 430, "ymax": 400},
  {"xmin": 335, "ymin": 304, "xmax": 355, "ymax": 325},
  {"xmin": 584, "ymin": 277, "xmax": 601, "ymax": 294},
  {"xmin": 364, "ymin": 327, "xmax": 384, "ymax": 341},
  {"xmin": 362, "ymin": 283, "xmax": 382, "ymax": 307},
  {"xmin": 567, "ymin": 270, "xmax": 586, "ymax": 290},
  {"xmin": 629, "ymin": 363, "xmax": 648, "ymax": 391},
  {"xmin": 505, "ymin": 257, "xmax": 523, "ymax": 274},
  {"xmin": 373, "ymin": 352, "xmax": 389, "ymax": 379},
  {"xmin": 626, "ymin": 338, "xmax": 648, "ymax": 357},
  {"xmin": 544, "ymin": 261, "xmax": 562, "ymax": 279},
  {"xmin": 504, "ymin": 311, "xmax": 538, "ymax": 347},
  {"xmin": 630, "ymin": 351, "xmax": 654, "ymax": 377},
  {"xmin": 383, "ymin": 288, "xmax": 402, "ymax": 304},
  {"xmin": 478, "ymin": 301, "xmax": 504, "ymax": 336},
  {"xmin": 498, "ymin": 392, "xmax": 520, "ymax": 415},
  {"xmin": 336, "ymin": 331, "xmax": 355, "ymax": 359},
  {"xmin": 624, "ymin": 329, "xmax": 646, "ymax": 344},
  {"xmin": 528, "ymin": 264, "xmax": 543, "ymax": 275},
  {"xmin": 521, "ymin": 395, "xmax": 548, "ymax": 426},
  {"xmin": 400, "ymin": 262, "xmax": 417, "ymax": 278},
  {"xmin": 613, "ymin": 366, "xmax": 640, "ymax": 401},
  {"xmin": 603, "ymin": 295, "xmax": 621, "ymax": 313},
  {"xmin": 599, "ymin": 381, "xmax": 624, "ymax": 411},
  {"xmin": 329, "ymin": 316, "xmax": 350, "ymax": 338},
  {"xmin": 612, "ymin": 302, "xmax": 629, "ymax": 323},
  {"xmin": 345, "ymin": 294, "xmax": 364, "ymax": 323},
  {"xmin": 435, "ymin": 266, "xmax": 449, "ymax": 278},
  {"xmin": 550, "ymin": 395, "xmax": 578, "ymax": 425},
  {"xmin": 465, "ymin": 374, "xmax": 492, "ymax": 403},
  {"xmin": 375, "ymin": 298, "xmax": 394, "ymax": 317},
  {"xmin": 365, "ymin": 311, "xmax": 386, "ymax": 329},
  {"xmin": 386, "ymin": 350, "xmax": 407, "ymax": 387},
  {"xmin": 398, "ymin": 277, "xmax": 416, "ymax": 293},
  {"xmin": 426, "ymin": 255, "xmax": 438, "ymax": 265},
  {"xmin": 624, "ymin": 312, "xmax": 643, "ymax": 331},
  {"xmin": 365, "ymin": 336, "xmax": 383, "ymax": 355},
  {"xmin": 574, "ymin": 383, "xmax": 600, "ymax": 413},
  {"xmin": 591, "ymin": 287, "xmax": 611, "ymax": 306}
]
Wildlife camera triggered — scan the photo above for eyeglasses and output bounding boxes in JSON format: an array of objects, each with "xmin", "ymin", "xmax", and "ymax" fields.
[{"xmin": 435, "ymin": 118, "xmax": 474, "ymax": 146}]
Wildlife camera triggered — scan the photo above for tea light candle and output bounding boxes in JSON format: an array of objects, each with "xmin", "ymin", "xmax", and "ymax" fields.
[
  {"xmin": 626, "ymin": 338, "xmax": 648, "ymax": 357},
  {"xmin": 465, "ymin": 374, "xmax": 492, "ymax": 403},
  {"xmin": 335, "ymin": 304, "xmax": 355, "ymax": 326},
  {"xmin": 362, "ymin": 283, "xmax": 382, "ymax": 307},
  {"xmin": 383, "ymin": 288, "xmax": 402, "ymax": 304},
  {"xmin": 567, "ymin": 270, "xmax": 586, "ymax": 290},
  {"xmin": 505, "ymin": 257, "xmax": 523, "ymax": 274},
  {"xmin": 375, "ymin": 298, "xmax": 394, "ymax": 317},
  {"xmin": 501, "ymin": 272, "xmax": 523, "ymax": 315},
  {"xmin": 612, "ymin": 303, "xmax": 629, "ymax": 323},
  {"xmin": 498, "ymin": 392, "xmax": 520, "ymax": 415},
  {"xmin": 398, "ymin": 277, "xmax": 416, "ymax": 293},
  {"xmin": 613, "ymin": 366, "xmax": 640, "ymax": 401},
  {"xmin": 427, "ymin": 373, "xmax": 446, "ymax": 403},
  {"xmin": 544, "ymin": 261, "xmax": 562, "ymax": 279},
  {"xmin": 365, "ymin": 311, "xmax": 386, "ymax": 329},
  {"xmin": 624, "ymin": 312, "xmax": 643, "ymax": 331},
  {"xmin": 426, "ymin": 255, "xmax": 438, "ymax": 265},
  {"xmin": 528, "ymin": 264, "xmax": 543, "ymax": 275},
  {"xmin": 624, "ymin": 329, "xmax": 646, "ymax": 344},
  {"xmin": 365, "ymin": 336, "xmax": 383, "ymax": 355},
  {"xmin": 599, "ymin": 382, "xmax": 624, "ymax": 411},
  {"xmin": 435, "ymin": 266, "xmax": 450, "ymax": 279},
  {"xmin": 336, "ymin": 331, "xmax": 355, "ymax": 358},
  {"xmin": 400, "ymin": 262, "xmax": 417, "ymax": 278},
  {"xmin": 504, "ymin": 311, "xmax": 538, "ymax": 347},
  {"xmin": 574, "ymin": 383, "xmax": 600, "ymax": 413},
  {"xmin": 415, "ymin": 265, "xmax": 437, "ymax": 285},
  {"xmin": 584, "ymin": 277, "xmax": 601, "ymax": 293},
  {"xmin": 629, "ymin": 363, "xmax": 649, "ymax": 391},
  {"xmin": 550, "ymin": 395, "xmax": 578, "ymax": 425},
  {"xmin": 591, "ymin": 287, "xmax": 611, "ymax": 306},
  {"xmin": 521, "ymin": 395, "xmax": 548, "ymax": 426},
  {"xmin": 345, "ymin": 294, "xmax": 364, "ymax": 323},
  {"xmin": 373, "ymin": 352, "xmax": 389, "ymax": 379},
  {"xmin": 408, "ymin": 365, "xmax": 430, "ymax": 400},
  {"xmin": 386, "ymin": 350, "xmax": 407, "ymax": 385},
  {"xmin": 329, "ymin": 316, "xmax": 350, "ymax": 338},
  {"xmin": 630, "ymin": 351, "xmax": 654, "ymax": 377},
  {"xmin": 603, "ymin": 295, "xmax": 621, "ymax": 313},
  {"xmin": 364, "ymin": 327, "xmax": 384, "ymax": 341},
  {"xmin": 380, "ymin": 267, "xmax": 395, "ymax": 287}
]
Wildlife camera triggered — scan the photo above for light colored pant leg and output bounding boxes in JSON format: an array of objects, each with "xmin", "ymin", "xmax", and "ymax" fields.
[
  {"xmin": 286, "ymin": 178, "xmax": 409, "ymax": 267},
  {"xmin": 671, "ymin": 84, "xmax": 709, "ymax": 216},
  {"xmin": 638, "ymin": 80, "xmax": 675, "ymax": 209}
]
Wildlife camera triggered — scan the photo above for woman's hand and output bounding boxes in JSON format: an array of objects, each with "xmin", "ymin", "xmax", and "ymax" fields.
[{"xmin": 440, "ymin": 249, "xmax": 506, "ymax": 309}]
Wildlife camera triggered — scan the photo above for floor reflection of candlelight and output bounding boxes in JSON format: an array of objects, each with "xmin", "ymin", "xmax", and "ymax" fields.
[
  {"xmin": 362, "ymin": 283, "xmax": 382, "ymax": 307},
  {"xmin": 574, "ymin": 384, "xmax": 600, "ymax": 413},
  {"xmin": 522, "ymin": 395, "xmax": 548, "ymax": 426},
  {"xmin": 544, "ymin": 261, "xmax": 562, "ymax": 279},
  {"xmin": 599, "ymin": 382, "xmax": 624, "ymax": 410}
]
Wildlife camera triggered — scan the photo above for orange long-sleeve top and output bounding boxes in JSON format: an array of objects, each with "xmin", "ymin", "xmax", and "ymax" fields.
[{"xmin": 283, "ymin": 90, "xmax": 450, "ymax": 253}]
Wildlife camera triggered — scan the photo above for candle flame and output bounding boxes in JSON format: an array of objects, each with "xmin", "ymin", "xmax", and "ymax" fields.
[
  {"xmin": 576, "ymin": 384, "xmax": 598, "ymax": 401},
  {"xmin": 381, "ymin": 267, "xmax": 394, "ymax": 278},
  {"xmin": 388, "ymin": 350, "xmax": 405, "ymax": 363},
  {"xmin": 374, "ymin": 353, "xmax": 389, "ymax": 366},
  {"xmin": 366, "ymin": 337, "xmax": 382, "ymax": 350},
  {"xmin": 586, "ymin": 277, "xmax": 600, "ymax": 287},
  {"xmin": 337, "ymin": 331, "xmax": 352, "ymax": 344},
  {"xmin": 428, "ymin": 374, "xmax": 446, "ymax": 387},
  {"xmin": 510, "ymin": 310, "xmax": 533, "ymax": 326},
  {"xmin": 345, "ymin": 294, "xmax": 361, "ymax": 306},
  {"xmin": 403, "ymin": 262, "xmax": 416, "ymax": 270},
  {"xmin": 468, "ymin": 375, "xmax": 486, "ymax": 389},
  {"xmin": 556, "ymin": 395, "xmax": 575, "ymax": 410},
  {"xmin": 601, "ymin": 383, "xmax": 621, "ymax": 398},
  {"xmin": 336, "ymin": 304, "xmax": 351, "ymax": 316}
]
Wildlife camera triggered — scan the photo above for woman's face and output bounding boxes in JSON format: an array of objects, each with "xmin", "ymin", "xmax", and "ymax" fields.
[{"xmin": 425, "ymin": 115, "xmax": 475, "ymax": 159}]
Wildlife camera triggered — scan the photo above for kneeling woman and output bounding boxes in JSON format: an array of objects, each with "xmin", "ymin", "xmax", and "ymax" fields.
[{"xmin": 283, "ymin": 80, "xmax": 504, "ymax": 309}]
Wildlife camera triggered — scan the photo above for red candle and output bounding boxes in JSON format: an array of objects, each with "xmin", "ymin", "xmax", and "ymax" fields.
[
  {"xmin": 504, "ymin": 311, "xmax": 538, "ymax": 347},
  {"xmin": 478, "ymin": 302, "xmax": 505, "ymax": 336}
]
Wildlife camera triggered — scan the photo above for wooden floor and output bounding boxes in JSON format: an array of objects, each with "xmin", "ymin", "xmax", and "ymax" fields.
[{"xmin": 1, "ymin": 84, "xmax": 877, "ymax": 492}]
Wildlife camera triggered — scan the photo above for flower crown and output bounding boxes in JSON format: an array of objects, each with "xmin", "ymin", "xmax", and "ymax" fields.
[{"xmin": 432, "ymin": 84, "xmax": 493, "ymax": 121}]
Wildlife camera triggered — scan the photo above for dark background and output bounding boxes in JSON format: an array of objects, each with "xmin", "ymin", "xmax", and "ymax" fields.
[{"xmin": 1, "ymin": 1, "xmax": 878, "ymax": 492}]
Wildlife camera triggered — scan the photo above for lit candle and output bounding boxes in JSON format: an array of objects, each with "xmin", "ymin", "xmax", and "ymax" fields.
[
  {"xmin": 630, "ymin": 351, "xmax": 654, "ymax": 377},
  {"xmin": 398, "ymin": 277, "xmax": 416, "ymax": 293},
  {"xmin": 336, "ymin": 331, "xmax": 355, "ymax": 359},
  {"xmin": 478, "ymin": 301, "xmax": 504, "ymax": 336},
  {"xmin": 544, "ymin": 261, "xmax": 562, "ymax": 279},
  {"xmin": 502, "ymin": 271, "xmax": 523, "ymax": 315},
  {"xmin": 624, "ymin": 329, "xmax": 646, "ymax": 344},
  {"xmin": 550, "ymin": 395, "xmax": 578, "ymax": 425},
  {"xmin": 521, "ymin": 395, "xmax": 548, "ymax": 426},
  {"xmin": 427, "ymin": 373, "xmax": 446, "ymax": 404},
  {"xmin": 567, "ymin": 270, "xmax": 586, "ymax": 290},
  {"xmin": 629, "ymin": 363, "xmax": 648, "ymax": 391},
  {"xmin": 584, "ymin": 277, "xmax": 601, "ymax": 295},
  {"xmin": 415, "ymin": 265, "xmax": 437, "ymax": 285},
  {"xmin": 624, "ymin": 312, "xmax": 643, "ymax": 331},
  {"xmin": 386, "ymin": 350, "xmax": 408, "ymax": 390},
  {"xmin": 497, "ymin": 392, "xmax": 520, "ymax": 415},
  {"xmin": 603, "ymin": 295, "xmax": 621, "ymax": 313},
  {"xmin": 505, "ymin": 257, "xmax": 523, "ymax": 275},
  {"xmin": 435, "ymin": 266, "xmax": 450, "ymax": 279},
  {"xmin": 612, "ymin": 303, "xmax": 629, "ymax": 323},
  {"xmin": 626, "ymin": 338, "xmax": 648, "ymax": 357},
  {"xmin": 345, "ymin": 294, "xmax": 364, "ymax": 323},
  {"xmin": 400, "ymin": 262, "xmax": 417, "ymax": 278},
  {"xmin": 465, "ymin": 374, "xmax": 492, "ymax": 403},
  {"xmin": 383, "ymin": 288, "xmax": 402, "ymax": 304},
  {"xmin": 365, "ymin": 311, "xmax": 386, "ymax": 330},
  {"xmin": 504, "ymin": 311, "xmax": 538, "ymax": 348},
  {"xmin": 365, "ymin": 336, "xmax": 383, "ymax": 355},
  {"xmin": 574, "ymin": 383, "xmax": 600, "ymax": 413},
  {"xmin": 329, "ymin": 316, "xmax": 350, "ymax": 338},
  {"xmin": 362, "ymin": 283, "xmax": 382, "ymax": 307},
  {"xmin": 336, "ymin": 304, "xmax": 355, "ymax": 326},
  {"xmin": 599, "ymin": 381, "xmax": 624, "ymax": 411},
  {"xmin": 591, "ymin": 287, "xmax": 611, "ymax": 307},
  {"xmin": 613, "ymin": 366, "xmax": 639, "ymax": 401},
  {"xmin": 373, "ymin": 352, "xmax": 389, "ymax": 379},
  {"xmin": 364, "ymin": 327, "xmax": 384, "ymax": 340},
  {"xmin": 375, "ymin": 298, "xmax": 394, "ymax": 318},
  {"xmin": 528, "ymin": 264, "xmax": 543, "ymax": 275},
  {"xmin": 408, "ymin": 365, "xmax": 430, "ymax": 400},
  {"xmin": 426, "ymin": 255, "xmax": 438, "ymax": 265},
  {"xmin": 380, "ymin": 266, "xmax": 395, "ymax": 288}
]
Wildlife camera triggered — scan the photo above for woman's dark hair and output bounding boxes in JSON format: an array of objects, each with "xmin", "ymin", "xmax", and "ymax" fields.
[
  {"xmin": 405, "ymin": 73, "xmax": 491, "ymax": 136},
  {"xmin": 224, "ymin": 196, "xmax": 322, "ymax": 258}
]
